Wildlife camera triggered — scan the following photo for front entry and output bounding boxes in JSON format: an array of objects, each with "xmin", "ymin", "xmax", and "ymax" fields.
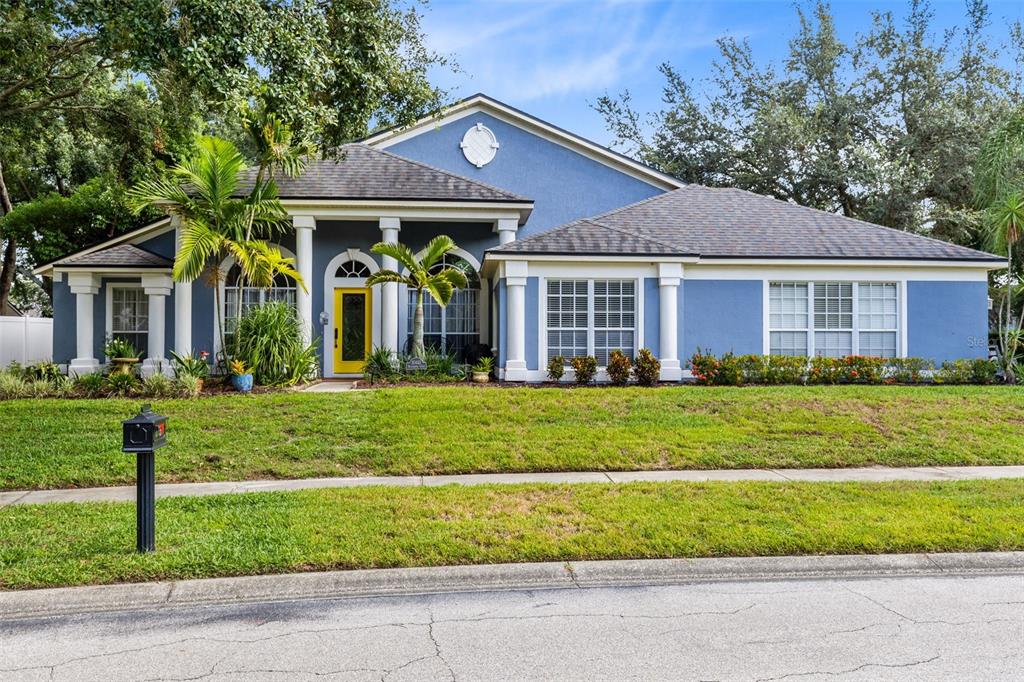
[{"xmin": 333, "ymin": 288, "xmax": 372, "ymax": 374}]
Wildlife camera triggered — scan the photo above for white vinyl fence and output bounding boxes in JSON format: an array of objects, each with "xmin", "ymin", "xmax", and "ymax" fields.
[{"xmin": 0, "ymin": 316, "xmax": 54, "ymax": 366}]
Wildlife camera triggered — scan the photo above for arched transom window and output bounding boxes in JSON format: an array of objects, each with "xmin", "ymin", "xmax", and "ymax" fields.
[
  {"xmin": 406, "ymin": 255, "xmax": 480, "ymax": 360},
  {"xmin": 224, "ymin": 263, "xmax": 297, "ymax": 331},
  {"xmin": 335, "ymin": 260, "xmax": 372, "ymax": 278}
]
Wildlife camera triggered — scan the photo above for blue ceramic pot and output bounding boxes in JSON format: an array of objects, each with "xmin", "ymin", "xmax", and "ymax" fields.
[{"xmin": 231, "ymin": 373, "xmax": 254, "ymax": 393}]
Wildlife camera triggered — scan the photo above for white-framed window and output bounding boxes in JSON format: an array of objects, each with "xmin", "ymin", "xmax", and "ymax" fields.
[
  {"xmin": 223, "ymin": 263, "xmax": 297, "ymax": 332},
  {"xmin": 109, "ymin": 285, "xmax": 148, "ymax": 357},
  {"xmin": 406, "ymin": 255, "xmax": 480, "ymax": 361},
  {"xmin": 768, "ymin": 280, "xmax": 899, "ymax": 358},
  {"xmin": 546, "ymin": 279, "xmax": 588, "ymax": 361},
  {"xmin": 546, "ymin": 278, "xmax": 637, "ymax": 366}
]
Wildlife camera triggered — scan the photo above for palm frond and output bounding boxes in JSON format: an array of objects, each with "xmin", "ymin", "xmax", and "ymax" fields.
[
  {"xmin": 433, "ymin": 266, "xmax": 469, "ymax": 290},
  {"xmin": 370, "ymin": 241, "xmax": 420, "ymax": 274},
  {"xmin": 365, "ymin": 270, "xmax": 411, "ymax": 287},
  {"xmin": 426, "ymin": 277, "xmax": 454, "ymax": 307},
  {"xmin": 420, "ymin": 235, "xmax": 456, "ymax": 270},
  {"xmin": 174, "ymin": 220, "xmax": 224, "ymax": 283}
]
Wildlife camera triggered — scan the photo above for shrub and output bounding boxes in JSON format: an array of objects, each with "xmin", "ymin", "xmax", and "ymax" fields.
[
  {"xmin": 173, "ymin": 374, "xmax": 202, "ymax": 398},
  {"xmin": 51, "ymin": 375, "xmax": 76, "ymax": 398},
  {"xmin": 283, "ymin": 342, "xmax": 320, "ymax": 384},
  {"xmin": 714, "ymin": 352, "xmax": 744, "ymax": 386},
  {"xmin": 363, "ymin": 346, "xmax": 397, "ymax": 380},
  {"xmin": 142, "ymin": 373, "xmax": 175, "ymax": 398},
  {"xmin": 887, "ymin": 357, "xmax": 933, "ymax": 384},
  {"xmin": 170, "ymin": 351, "xmax": 210, "ymax": 379},
  {"xmin": 842, "ymin": 356, "xmax": 885, "ymax": 383},
  {"xmin": 0, "ymin": 371, "xmax": 29, "ymax": 399},
  {"xmin": 74, "ymin": 372, "xmax": 105, "ymax": 398},
  {"xmin": 23, "ymin": 361, "xmax": 62, "ymax": 383},
  {"xmin": 24, "ymin": 380, "xmax": 54, "ymax": 398},
  {"xmin": 547, "ymin": 355, "xmax": 566, "ymax": 382},
  {"xmin": 689, "ymin": 349, "xmax": 719, "ymax": 385},
  {"xmin": 808, "ymin": 356, "xmax": 843, "ymax": 384},
  {"xmin": 737, "ymin": 354, "xmax": 766, "ymax": 384},
  {"xmin": 570, "ymin": 355, "xmax": 597, "ymax": 385},
  {"xmin": 935, "ymin": 358, "xmax": 998, "ymax": 385},
  {"xmin": 765, "ymin": 355, "xmax": 807, "ymax": 385},
  {"xmin": 606, "ymin": 350, "xmax": 632, "ymax": 386},
  {"xmin": 472, "ymin": 356, "xmax": 494, "ymax": 374},
  {"xmin": 633, "ymin": 348, "xmax": 660, "ymax": 386},
  {"xmin": 234, "ymin": 302, "xmax": 318, "ymax": 386},
  {"xmin": 104, "ymin": 372, "xmax": 140, "ymax": 397}
]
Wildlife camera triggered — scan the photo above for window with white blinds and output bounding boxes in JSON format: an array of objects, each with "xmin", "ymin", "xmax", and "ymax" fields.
[
  {"xmin": 546, "ymin": 280, "xmax": 588, "ymax": 361},
  {"xmin": 593, "ymin": 280, "xmax": 635, "ymax": 365},
  {"xmin": 768, "ymin": 281, "xmax": 899, "ymax": 358},
  {"xmin": 546, "ymin": 279, "xmax": 636, "ymax": 366}
]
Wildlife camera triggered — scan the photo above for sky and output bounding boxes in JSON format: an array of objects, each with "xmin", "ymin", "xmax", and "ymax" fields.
[{"xmin": 418, "ymin": 0, "xmax": 1024, "ymax": 146}]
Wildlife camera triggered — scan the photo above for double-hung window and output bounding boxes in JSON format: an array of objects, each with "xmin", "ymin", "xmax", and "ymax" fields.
[
  {"xmin": 768, "ymin": 281, "xmax": 899, "ymax": 358},
  {"xmin": 546, "ymin": 279, "xmax": 636, "ymax": 366},
  {"xmin": 406, "ymin": 255, "xmax": 480, "ymax": 361},
  {"xmin": 110, "ymin": 286, "xmax": 149, "ymax": 357}
]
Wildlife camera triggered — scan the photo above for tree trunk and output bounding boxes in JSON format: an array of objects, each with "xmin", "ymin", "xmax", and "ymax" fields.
[
  {"xmin": 0, "ymin": 157, "xmax": 16, "ymax": 313},
  {"xmin": 412, "ymin": 288, "xmax": 425, "ymax": 359},
  {"xmin": 1004, "ymin": 241, "xmax": 1015, "ymax": 384}
]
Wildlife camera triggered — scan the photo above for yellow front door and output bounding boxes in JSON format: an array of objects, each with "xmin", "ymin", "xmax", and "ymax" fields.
[{"xmin": 333, "ymin": 288, "xmax": 372, "ymax": 373}]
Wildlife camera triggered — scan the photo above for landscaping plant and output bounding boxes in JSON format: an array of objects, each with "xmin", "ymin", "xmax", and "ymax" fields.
[
  {"xmin": 471, "ymin": 356, "xmax": 494, "ymax": 383},
  {"xmin": 547, "ymin": 355, "xmax": 566, "ymax": 382},
  {"xmin": 74, "ymin": 373, "xmax": 105, "ymax": 398},
  {"xmin": 606, "ymin": 349, "xmax": 632, "ymax": 386},
  {"xmin": 169, "ymin": 351, "xmax": 210, "ymax": 380},
  {"xmin": 633, "ymin": 348, "xmax": 660, "ymax": 386},
  {"xmin": 363, "ymin": 346, "xmax": 398, "ymax": 381},
  {"xmin": 104, "ymin": 372, "xmax": 139, "ymax": 397},
  {"xmin": 230, "ymin": 359, "xmax": 254, "ymax": 393},
  {"xmin": 690, "ymin": 349, "xmax": 720, "ymax": 385},
  {"xmin": 935, "ymin": 358, "xmax": 999, "ymax": 385},
  {"xmin": 887, "ymin": 357, "xmax": 934, "ymax": 384},
  {"xmin": 234, "ymin": 302, "xmax": 317, "ymax": 386},
  {"xmin": 570, "ymin": 355, "xmax": 598, "ymax": 385},
  {"xmin": 141, "ymin": 373, "xmax": 175, "ymax": 398}
]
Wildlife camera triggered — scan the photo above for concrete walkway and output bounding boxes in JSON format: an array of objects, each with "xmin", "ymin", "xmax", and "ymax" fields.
[
  {"xmin": 299, "ymin": 380, "xmax": 357, "ymax": 392},
  {"xmin": 2, "ymin": 465, "xmax": 1022, "ymax": 507}
]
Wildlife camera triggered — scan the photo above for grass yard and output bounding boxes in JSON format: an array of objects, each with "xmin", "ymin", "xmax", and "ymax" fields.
[
  {"xmin": 1, "ymin": 385, "xmax": 1022, "ymax": 491},
  {"xmin": 1, "ymin": 479, "xmax": 1021, "ymax": 589}
]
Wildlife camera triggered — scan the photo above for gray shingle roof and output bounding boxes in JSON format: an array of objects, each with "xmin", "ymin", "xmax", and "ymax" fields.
[
  {"xmin": 492, "ymin": 185, "xmax": 1002, "ymax": 262},
  {"xmin": 60, "ymin": 244, "xmax": 172, "ymax": 268},
  {"xmin": 237, "ymin": 144, "xmax": 530, "ymax": 203}
]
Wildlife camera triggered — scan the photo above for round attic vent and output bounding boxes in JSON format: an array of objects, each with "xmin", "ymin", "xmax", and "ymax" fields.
[{"xmin": 460, "ymin": 123, "xmax": 499, "ymax": 168}]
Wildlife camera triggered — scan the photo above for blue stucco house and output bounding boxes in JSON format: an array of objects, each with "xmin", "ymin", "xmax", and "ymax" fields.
[{"xmin": 35, "ymin": 94, "xmax": 1002, "ymax": 381}]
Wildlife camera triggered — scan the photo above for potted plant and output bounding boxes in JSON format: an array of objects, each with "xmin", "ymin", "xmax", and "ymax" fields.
[
  {"xmin": 104, "ymin": 337, "xmax": 140, "ymax": 375},
  {"xmin": 471, "ymin": 356, "xmax": 494, "ymax": 383},
  {"xmin": 170, "ymin": 350, "xmax": 211, "ymax": 392},
  {"xmin": 230, "ymin": 358, "xmax": 254, "ymax": 393}
]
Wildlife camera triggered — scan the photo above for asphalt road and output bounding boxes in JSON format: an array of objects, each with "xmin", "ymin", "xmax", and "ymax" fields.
[{"xmin": 1, "ymin": 573, "xmax": 1021, "ymax": 681}]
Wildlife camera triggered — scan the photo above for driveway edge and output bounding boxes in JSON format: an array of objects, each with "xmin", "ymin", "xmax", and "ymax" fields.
[{"xmin": 2, "ymin": 552, "xmax": 1022, "ymax": 620}]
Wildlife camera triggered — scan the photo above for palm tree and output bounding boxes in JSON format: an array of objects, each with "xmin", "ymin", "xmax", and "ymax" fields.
[
  {"xmin": 365, "ymin": 235, "xmax": 468, "ymax": 358},
  {"xmin": 975, "ymin": 109, "xmax": 1024, "ymax": 381},
  {"xmin": 244, "ymin": 105, "xmax": 316, "ymax": 192},
  {"xmin": 128, "ymin": 136, "xmax": 302, "ymax": 360}
]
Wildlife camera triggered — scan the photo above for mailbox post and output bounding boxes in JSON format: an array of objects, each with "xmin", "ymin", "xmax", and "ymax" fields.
[{"xmin": 122, "ymin": 404, "xmax": 167, "ymax": 553}]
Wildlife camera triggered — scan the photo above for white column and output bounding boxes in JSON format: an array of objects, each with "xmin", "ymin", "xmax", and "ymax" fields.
[
  {"xmin": 67, "ymin": 272, "xmax": 100, "ymax": 377},
  {"xmin": 380, "ymin": 217, "xmax": 401, "ymax": 353},
  {"xmin": 173, "ymin": 218, "xmax": 193, "ymax": 355},
  {"xmin": 294, "ymin": 215, "xmax": 316, "ymax": 345},
  {"xmin": 495, "ymin": 217, "xmax": 519, "ymax": 245},
  {"xmin": 504, "ymin": 261, "xmax": 528, "ymax": 381},
  {"xmin": 658, "ymin": 262, "xmax": 683, "ymax": 381},
  {"xmin": 141, "ymin": 273, "xmax": 173, "ymax": 377}
]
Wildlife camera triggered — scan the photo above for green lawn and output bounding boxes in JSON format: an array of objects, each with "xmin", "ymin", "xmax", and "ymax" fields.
[
  {"xmin": 1, "ymin": 385, "xmax": 1022, "ymax": 491},
  {"xmin": 1, "ymin": 479, "xmax": 1021, "ymax": 589}
]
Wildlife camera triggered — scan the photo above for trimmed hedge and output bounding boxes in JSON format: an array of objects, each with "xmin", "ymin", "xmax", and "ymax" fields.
[{"xmin": 689, "ymin": 350, "xmax": 998, "ymax": 386}]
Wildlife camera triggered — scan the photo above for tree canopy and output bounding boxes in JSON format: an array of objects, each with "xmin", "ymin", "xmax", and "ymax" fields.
[
  {"xmin": 0, "ymin": 0, "xmax": 448, "ymax": 310},
  {"xmin": 595, "ymin": 0, "xmax": 1024, "ymax": 249}
]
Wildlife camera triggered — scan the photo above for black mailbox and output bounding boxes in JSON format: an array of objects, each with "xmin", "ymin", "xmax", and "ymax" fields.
[{"xmin": 122, "ymin": 404, "xmax": 167, "ymax": 453}]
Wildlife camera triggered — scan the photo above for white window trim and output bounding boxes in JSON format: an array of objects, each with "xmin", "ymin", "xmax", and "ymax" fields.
[
  {"xmin": 105, "ymin": 283, "xmax": 148, "ymax": 360},
  {"xmin": 542, "ymin": 277, "xmax": 641, "ymax": 368},
  {"xmin": 764, "ymin": 279, "xmax": 904, "ymax": 358}
]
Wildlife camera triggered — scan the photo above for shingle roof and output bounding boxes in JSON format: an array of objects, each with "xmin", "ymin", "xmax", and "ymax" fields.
[
  {"xmin": 491, "ymin": 185, "xmax": 1002, "ymax": 262},
  {"xmin": 60, "ymin": 244, "xmax": 172, "ymax": 268},
  {"xmin": 237, "ymin": 143, "xmax": 530, "ymax": 203}
]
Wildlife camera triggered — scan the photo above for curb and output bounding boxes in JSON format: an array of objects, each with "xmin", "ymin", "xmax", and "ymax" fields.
[
  {"xmin": 3, "ymin": 465, "xmax": 1024, "ymax": 507},
  {"xmin": 2, "ymin": 552, "xmax": 1022, "ymax": 621}
]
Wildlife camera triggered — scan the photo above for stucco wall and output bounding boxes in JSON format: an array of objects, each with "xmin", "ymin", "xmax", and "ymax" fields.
[
  {"xmin": 384, "ymin": 112, "xmax": 665, "ymax": 236},
  {"xmin": 681, "ymin": 280, "xmax": 764, "ymax": 361},
  {"xmin": 907, "ymin": 280, "xmax": 990, "ymax": 365},
  {"xmin": 643, "ymin": 277, "xmax": 660, "ymax": 358}
]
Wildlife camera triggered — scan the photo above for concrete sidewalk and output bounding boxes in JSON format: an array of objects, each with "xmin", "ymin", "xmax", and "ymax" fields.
[
  {"xmin": 2, "ymin": 465, "xmax": 1023, "ymax": 507},
  {"xmin": 1, "ymin": 551, "xmax": 1022, "ymax": 620}
]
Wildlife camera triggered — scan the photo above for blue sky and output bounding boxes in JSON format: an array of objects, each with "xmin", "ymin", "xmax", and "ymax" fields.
[{"xmin": 419, "ymin": 0, "xmax": 1024, "ymax": 145}]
